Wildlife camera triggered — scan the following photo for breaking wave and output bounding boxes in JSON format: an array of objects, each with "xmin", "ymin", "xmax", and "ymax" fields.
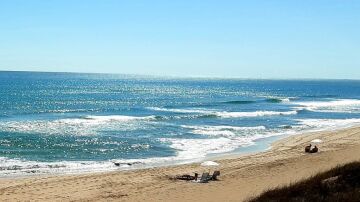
[
  {"xmin": 295, "ymin": 118, "xmax": 360, "ymax": 131},
  {"xmin": 214, "ymin": 110, "xmax": 298, "ymax": 118},
  {"xmin": 148, "ymin": 107, "xmax": 298, "ymax": 118},
  {"xmin": 182, "ymin": 125, "xmax": 266, "ymax": 137},
  {"xmin": 265, "ymin": 98, "xmax": 291, "ymax": 103},
  {"xmin": 293, "ymin": 99, "xmax": 360, "ymax": 113}
]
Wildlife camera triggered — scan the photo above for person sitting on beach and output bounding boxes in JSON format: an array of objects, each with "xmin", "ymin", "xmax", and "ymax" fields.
[
  {"xmin": 310, "ymin": 145, "xmax": 318, "ymax": 153},
  {"xmin": 194, "ymin": 173, "xmax": 199, "ymax": 181},
  {"xmin": 305, "ymin": 144, "xmax": 312, "ymax": 153}
]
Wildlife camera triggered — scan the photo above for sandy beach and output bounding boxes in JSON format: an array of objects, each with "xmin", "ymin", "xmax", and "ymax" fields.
[
  {"xmin": 2, "ymin": 0, "xmax": 360, "ymax": 201},
  {"xmin": 0, "ymin": 126, "xmax": 359, "ymax": 201}
]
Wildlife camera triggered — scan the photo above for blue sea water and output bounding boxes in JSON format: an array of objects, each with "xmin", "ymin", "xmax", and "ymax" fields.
[{"xmin": 1, "ymin": 71, "xmax": 360, "ymax": 176}]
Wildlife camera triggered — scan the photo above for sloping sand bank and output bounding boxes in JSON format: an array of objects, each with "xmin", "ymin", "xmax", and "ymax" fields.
[{"xmin": 1, "ymin": 126, "xmax": 360, "ymax": 201}]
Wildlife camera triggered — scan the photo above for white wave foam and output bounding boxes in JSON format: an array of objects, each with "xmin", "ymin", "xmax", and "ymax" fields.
[
  {"xmin": 182, "ymin": 125, "xmax": 266, "ymax": 137},
  {"xmin": 293, "ymin": 99, "xmax": 360, "ymax": 113},
  {"xmin": 266, "ymin": 97, "xmax": 291, "ymax": 102},
  {"xmin": 182, "ymin": 125, "xmax": 266, "ymax": 131},
  {"xmin": 295, "ymin": 118, "xmax": 360, "ymax": 131},
  {"xmin": 149, "ymin": 107, "xmax": 297, "ymax": 118},
  {"xmin": 74, "ymin": 125, "xmax": 292, "ymax": 167},
  {"xmin": 83, "ymin": 115, "xmax": 156, "ymax": 122},
  {"xmin": 214, "ymin": 110, "xmax": 298, "ymax": 118},
  {"xmin": 182, "ymin": 118, "xmax": 360, "ymax": 159},
  {"xmin": 159, "ymin": 130, "xmax": 287, "ymax": 161},
  {"xmin": 160, "ymin": 137, "xmax": 239, "ymax": 158},
  {"xmin": 162, "ymin": 125, "xmax": 286, "ymax": 161},
  {"xmin": 281, "ymin": 98, "xmax": 291, "ymax": 102},
  {"xmin": 0, "ymin": 153, "xmax": 220, "ymax": 177},
  {"xmin": 0, "ymin": 154, "xmax": 197, "ymax": 177},
  {"xmin": 0, "ymin": 157, "xmax": 120, "ymax": 177},
  {"xmin": 3, "ymin": 117, "xmax": 360, "ymax": 177},
  {"xmin": 169, "ymin": 118, "xmax": 360, "ymax": 162}
]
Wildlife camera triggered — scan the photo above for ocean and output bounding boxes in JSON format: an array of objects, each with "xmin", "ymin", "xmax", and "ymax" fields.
[{"xmin": 1, "ymin": 71, "xmax": 360, "ymax": 177}]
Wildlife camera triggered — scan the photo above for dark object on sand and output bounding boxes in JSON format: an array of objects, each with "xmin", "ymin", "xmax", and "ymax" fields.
[
  {"xmin": 194, "ymin": 172, "xmax": 198, "ymax": 180},
  {"xmin": 198, "ymin": 172, "xmax": 210, "ymax": 183},
  {"xmin": 210, "ymin": 170, "xmax": 220, "ymax": 180},
  {"xmin": 310, "ymin": 146, "xmax": 318, "ymax": 153},
  {"xmin": 114, "ymin": 162, "xmax": 132, "ymax": 166},
  {"xmin": 305, "ymin": 144, "xmax": 312, "ymax": 153},
  {"xmin": 196, "ymin": 171, "xmax": 221, "ymax": 183},
  {"xmin": 176, "ymin": 174, "xmax": 196, "ymax": 181},
  {"xmin": 173, "ymin": 171, "xmax": 220, "ymax": 182}
]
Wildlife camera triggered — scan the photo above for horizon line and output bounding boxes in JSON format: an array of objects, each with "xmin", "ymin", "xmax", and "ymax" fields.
[{"xmin": 0, "ymin": 69, "xmax": 359, "ymax": 81}]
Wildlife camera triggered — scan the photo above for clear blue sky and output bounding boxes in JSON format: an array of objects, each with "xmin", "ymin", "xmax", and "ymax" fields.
[{"xmin": 0, "ymin": 0, "xmax": 359, "ymax": 79}]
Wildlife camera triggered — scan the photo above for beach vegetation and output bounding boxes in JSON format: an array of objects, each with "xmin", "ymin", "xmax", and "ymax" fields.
[{"xmin": 248, "ymin": 161, "xmax": 360, "ymax": 202}]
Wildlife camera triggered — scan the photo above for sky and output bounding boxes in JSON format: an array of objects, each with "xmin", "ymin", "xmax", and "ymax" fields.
[{"xmin": 0, "ymin": 0, "xmax": 359, "ymax": 79}]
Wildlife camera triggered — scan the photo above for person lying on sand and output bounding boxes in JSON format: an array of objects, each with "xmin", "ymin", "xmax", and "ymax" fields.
[
  {"xmin": 310, "ymin": 146, "xmax": 318, "ymax": 153},
  {"xmin": 172, "ymin": 171, "xmax": 220, "ymax": 182},
  {"xmin": 173, "ymin": 173, "xmax": 198, "ymax": 181}
]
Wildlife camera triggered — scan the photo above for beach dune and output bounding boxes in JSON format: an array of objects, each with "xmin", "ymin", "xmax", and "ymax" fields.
[{"xmin": 1, "ymin": 127, "xmax": 360, "ymax": 201}]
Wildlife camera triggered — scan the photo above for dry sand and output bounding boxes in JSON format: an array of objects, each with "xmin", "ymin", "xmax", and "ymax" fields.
[{"xmin": 1, "ymin": 126, "xmax": 360, "ymax": 201}]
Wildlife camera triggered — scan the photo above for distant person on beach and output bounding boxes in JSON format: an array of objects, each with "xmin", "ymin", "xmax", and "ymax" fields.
[
  {"xmin": 305, "ymin": 144, "xmax": 312, "ymax": 153},
  {"xmin": 310, "ymin": 146, "xmax": 318, "ymax": 153}
]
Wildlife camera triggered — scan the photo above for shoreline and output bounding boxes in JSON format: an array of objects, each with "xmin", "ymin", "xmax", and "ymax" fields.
[
  {"xmin": 0, "ymin": 124, "xmax": 336, "ymax": 179},
  {"xmin": 1, "ymin": 126, "xmax": 360, "ymax": 201}
]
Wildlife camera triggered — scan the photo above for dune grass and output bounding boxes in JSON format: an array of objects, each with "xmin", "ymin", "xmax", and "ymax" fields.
[{"xmin": 248, "ymin": 161, "xmax": 360, "ymax": 202}]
